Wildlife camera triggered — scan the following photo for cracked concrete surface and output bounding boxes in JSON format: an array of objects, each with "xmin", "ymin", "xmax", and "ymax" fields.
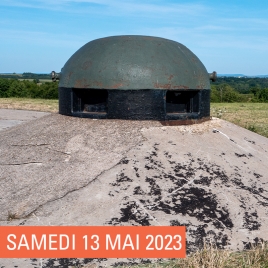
[{"xmin": 0, "ymin": 114, "xmax": 268, "ymax": 267}]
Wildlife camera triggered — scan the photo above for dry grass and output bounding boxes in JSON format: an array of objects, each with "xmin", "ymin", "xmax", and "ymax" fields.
[
  {"xmin": 0, "ymin": 97, "xmax": 58, "ymax": 113},
  {"xmin": 176, "ymin": 242, "xmax": 268, "ymax": 268},
  {"xmin": 112, "ymin": 242, "xmax": 268, "ymax": 268},
  {"xmin": 211, "ymin": 103, "xmax": 268, "ymax": 138}
]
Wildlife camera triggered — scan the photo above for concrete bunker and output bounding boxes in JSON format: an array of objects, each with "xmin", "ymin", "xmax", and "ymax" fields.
[{"xmin": 52, "ymin": 35, "xmax": 216, "ymax": 122}]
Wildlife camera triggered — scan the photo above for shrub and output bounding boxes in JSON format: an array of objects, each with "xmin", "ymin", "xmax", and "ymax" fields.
[{"xmin": 0, "ymin": 79, "xmax": 58, "ymax": 99}]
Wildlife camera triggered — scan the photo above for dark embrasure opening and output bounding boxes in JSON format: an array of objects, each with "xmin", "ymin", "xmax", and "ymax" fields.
[
  {"xmin": 166, "ymin": 91, "xmax": 200, "ymax": 113},
  {"xmin": 72, "ymin": 89, "xmax": 108, "ymax": 114}
]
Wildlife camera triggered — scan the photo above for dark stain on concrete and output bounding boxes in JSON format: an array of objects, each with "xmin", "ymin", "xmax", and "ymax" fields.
[
  {"xmin": 243, "ymin": 211, "xmax": 261, "ymax": 231},
  {"xmin": 108, "ymin": 201, "xmax": 151, "ymax": 226},
  {"xmin": 31, "ymin": 257, "xmax": 107, "ymax": 268},
  {"xmin": 105, "ymin": 142, "xmax": 267, "ymax": 256}
]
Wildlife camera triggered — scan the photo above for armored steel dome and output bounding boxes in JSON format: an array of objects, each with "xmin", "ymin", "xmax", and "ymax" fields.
[{"xmin": 56, "ymin": 35, "xmax": 216, "ymax": 121}]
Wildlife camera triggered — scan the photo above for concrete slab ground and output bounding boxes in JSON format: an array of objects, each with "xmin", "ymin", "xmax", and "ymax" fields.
[
  {"xmin": 0, "ymin": 114, "xmax": 268, "ymax": 267},
  {"xmin": 0, "ymin": 109, "xmax": 50, "ymax": 131}
]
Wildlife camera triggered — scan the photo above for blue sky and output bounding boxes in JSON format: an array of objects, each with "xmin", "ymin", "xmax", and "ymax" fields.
[{"xmin": 0, "ymin": 0, "xmax": 267, "ymax": 75}]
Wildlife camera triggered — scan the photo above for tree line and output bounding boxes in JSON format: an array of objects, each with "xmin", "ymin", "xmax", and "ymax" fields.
[
  {"xmin": 0, "ymin": 77, "xmax": 267, "ymax": 102},
  {"xmin": 211, "ymin": 77, "xmax": 268, "ymax": 102},
  {"xmin": 211, "ymin": 84, "xmax": 268, "ymax": 102},
  {"xmin": 0, "ymin": 72, "xmax": 51, "ymax": 80},
  {"xmin": 0, "ymin": 78, "xmax": 58, "ymax": 99},
  {"xmin": 214, "ymin": 77, "xmax": 268, "ymax": 94}
]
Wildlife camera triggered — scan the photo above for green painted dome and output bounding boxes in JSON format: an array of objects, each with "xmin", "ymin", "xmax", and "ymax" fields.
[{"xmin": 59, "ymin": 35, "xmax": 210, "ymax": 90}]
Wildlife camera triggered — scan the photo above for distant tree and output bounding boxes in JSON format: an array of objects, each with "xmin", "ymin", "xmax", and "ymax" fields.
[
  {"xmin": 221, "ymin": 84, "xmax": 240, "ymax": 102},
  {"xmin": 210, "ymin": 85, "xmax": 220, "ymax": 102},
  {"xmin": 210, "ymin": 84, "xmax": 240, "ymax": 102},
  {"xmin": 0, "ymin": 78, "xmax": 12, "ymax": 97},
  {"xmin": 38, "ymin": 82, "xmax": 58, "ymax": 99},
  {"xmin": 22, "ymin": 80, "xmax": 39, "ymax": 98},
  {"xmin": 250, "ymin": 87, "xmax": 263, "ymax": 102},
  {"xmin": 7, "ymin": 80, "xmax": 29, "ymax": 97},
  {"xmin": 257, "ymin": 88, "xmax": 268, "ymax": 102}
]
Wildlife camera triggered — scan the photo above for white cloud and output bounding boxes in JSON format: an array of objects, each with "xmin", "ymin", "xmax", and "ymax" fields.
[
  {"xmin": 0, "ymin": 0, "xmax": 210, "ymax": 17},
  {"xmin": 0, "ymin": 28, "xmax": 86, "ymax": 48}
]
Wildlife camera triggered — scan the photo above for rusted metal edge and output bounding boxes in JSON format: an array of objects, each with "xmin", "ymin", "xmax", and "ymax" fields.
[{"xmin": 160, "ymin": 117, "xmax": 211, "ymax": 126}]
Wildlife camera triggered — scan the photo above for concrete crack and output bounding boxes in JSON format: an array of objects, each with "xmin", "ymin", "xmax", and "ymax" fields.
[
  {"xmin": 11, "ymin": 143, "xmax": 71, "ymax": 155},
  {"xmin": 49, "ymin": 149, "xmax": 71, "ymax": 155},
  {"xmin": 9, "ymin": 134, "xmax": 148, "ymax": 221},
  {"xmin": 11, "ymin": 143, "xmax": 50, "ymax": 146},
  {"xmin": 213, "ymin": 128, "xmax": 268, "ymax": 163},
  {"xmin": 0, "ymin": 161, "xmax": 43, "ymax": 166}
]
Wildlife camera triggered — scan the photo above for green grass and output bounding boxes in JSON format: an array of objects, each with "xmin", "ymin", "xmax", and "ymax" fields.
[{"xmin": 211, "ymin": 103, "xmax": 268, "ymax": 138}]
